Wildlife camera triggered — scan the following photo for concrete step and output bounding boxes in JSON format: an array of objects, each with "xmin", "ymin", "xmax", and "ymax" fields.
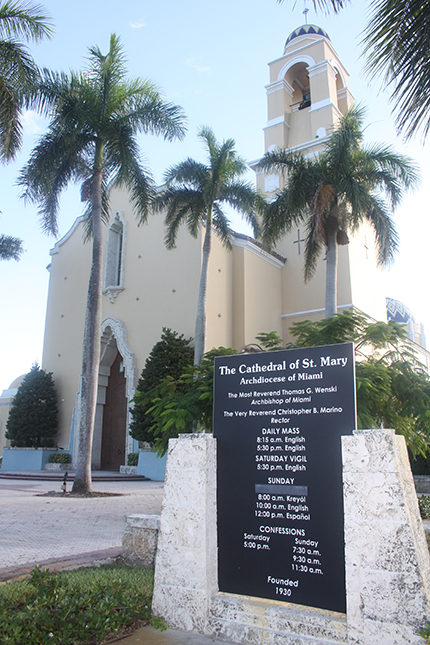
[{"xmin": 0, "ymin": 470, "xmax": 149, "ymax": 482}]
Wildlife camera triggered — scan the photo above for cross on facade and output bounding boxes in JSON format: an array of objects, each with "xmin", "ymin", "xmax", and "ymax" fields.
[
  {"xmin": 293, "ymin": 228, "xmax": 306, "ymax": 255},
  {"xmin": 364, "ymin": 236, "xmax": 369, "ymax": 260}
]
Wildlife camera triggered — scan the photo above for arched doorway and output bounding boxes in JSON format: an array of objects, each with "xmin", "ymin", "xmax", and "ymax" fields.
[
  {"xmin": 100, "ymin": 349, "xmax": 126, "ymax": 470},
  {"xmin": 89, "ymin": 318, "xmax": 136, "ymax": 471}
]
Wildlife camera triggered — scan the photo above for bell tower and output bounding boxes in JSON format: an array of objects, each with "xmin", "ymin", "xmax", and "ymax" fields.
[
  {"xmin": 264, "ymin": 25, "xmax": 353, "ymax": 154},
  {"xmin": 253, "ymin": 25, "xmax": 387, "ymax": 339},
  {"xmin": 257, "ymin": 24, "xmax": 354, "ymax": 196}
]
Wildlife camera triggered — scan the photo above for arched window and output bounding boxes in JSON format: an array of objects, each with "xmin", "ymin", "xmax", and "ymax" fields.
[{"xmin": 104, "ymin": 211, "xmax": 126, "ymax": 302}]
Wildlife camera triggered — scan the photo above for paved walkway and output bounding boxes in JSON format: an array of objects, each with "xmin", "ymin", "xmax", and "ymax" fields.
[
  {"xmin": 0, "ymin": 473, "xmax": 235, "ymax": 645},
  {"xmin": 0, "ymin": 475, "xmax": 164, "ymax": 578}
]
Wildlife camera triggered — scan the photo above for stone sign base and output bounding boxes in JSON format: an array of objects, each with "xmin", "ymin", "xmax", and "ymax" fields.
[{"xmin": 152, "ymin": 431, "xmax": 430, "ymax": 645}]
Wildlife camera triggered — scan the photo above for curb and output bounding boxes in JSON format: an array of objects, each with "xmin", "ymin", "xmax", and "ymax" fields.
[{"xmin": 0, "ymin": 547, "xmax": 122, "ymax": 582}]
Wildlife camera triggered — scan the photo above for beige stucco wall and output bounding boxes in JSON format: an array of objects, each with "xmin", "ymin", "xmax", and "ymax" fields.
[{"xmin": 40, "ymin": 185, "xmax": 286, "ymax": 453}]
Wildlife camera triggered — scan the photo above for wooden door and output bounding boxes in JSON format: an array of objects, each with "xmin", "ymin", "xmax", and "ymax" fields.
[{"xmin": 101, "ymin": 352, "xmax": 126, "ymax": 470}]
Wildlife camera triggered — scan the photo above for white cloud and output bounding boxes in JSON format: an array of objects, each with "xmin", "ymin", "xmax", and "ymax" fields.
[
  {"xmin": 187, "ymin": 58, "xmax": 210, "ymax": 73},
  {"xmin": 130, "ymin": 20, "xmax": 145, "ymax": 29},
  {"xmin": 22, "ymin": 110, "xmax": 42, "ymax": 135}
]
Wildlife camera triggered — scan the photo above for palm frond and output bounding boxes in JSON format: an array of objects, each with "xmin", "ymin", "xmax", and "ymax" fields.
[
  {"xmin": 364, "ymin": 195, "xmax": 399, "ymax": 267},
  {"xmin": 218, "ymin": 180, "xmax": 260, "ymax": 238},
  {"xmin": 0, "ymin": 232, "xmax": 23, "ymax": 259},
  {"xmin": 363, "ymin": 0, "xmax": 430, "ymax": 139},
  {"xmin": 256, "ymin": 148, "xmax": 302, "ymax": 175},
  {"xmin": 212, "ymin": 203, "xmax": 233, "ymax": 250},
  {"xmin": 157, "ymin": 187, "xmax": 205, "ymax": 248},
  {"xmin": 130, "ymin": 94, "xmax": 186, "ymax": 141},
  {"xmin": 303, "ymin": 216, "xmax": 323, "ymax": 282},
  {"xmin": 0, "ymin": 1, "xmax": 52, "ymax": 41},
  {"xmin": 164, "ymin": 158, "xmax": 208, "ymax": 188},
  {"xmin": 19, "ymin": 129, "xmax": 91, "ymax": 235},
  {"xmin": 276, "ymin": 0, "xmax": 348, "ymax": 14}
]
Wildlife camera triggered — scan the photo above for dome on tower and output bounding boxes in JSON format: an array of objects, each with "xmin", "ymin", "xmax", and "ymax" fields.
[{"xmin": 285, "ymin": 24, "xmax": 330, "ymax": 49}]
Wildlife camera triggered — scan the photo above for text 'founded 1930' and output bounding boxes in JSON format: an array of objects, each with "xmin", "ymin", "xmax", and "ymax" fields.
[{"xmin": 213, "ymin": 343, "xmax": 356, "ymax": 614}]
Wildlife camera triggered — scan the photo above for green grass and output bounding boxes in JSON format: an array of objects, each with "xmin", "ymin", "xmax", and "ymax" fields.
[{"xmin": 0, "ymin": 563, "xmax": 154, "ymax": 644}]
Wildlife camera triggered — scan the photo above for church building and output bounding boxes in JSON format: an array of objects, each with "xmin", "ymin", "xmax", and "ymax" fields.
[{"xmin": 1, "ymin": 25, "xmax": 427, "ymax": 468}]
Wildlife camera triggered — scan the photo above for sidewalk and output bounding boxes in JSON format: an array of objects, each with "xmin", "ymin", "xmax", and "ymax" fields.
[
  {"xmin": 0, "ymin": 474, "xmax": 164, "ymax": 577},
  {"xmin": 0, "ymin": 473, "xmax": 237, "ymax": 645},
  {"xmin": 113, "ymin": 625, "xmax": 233, "ymax": 645}
]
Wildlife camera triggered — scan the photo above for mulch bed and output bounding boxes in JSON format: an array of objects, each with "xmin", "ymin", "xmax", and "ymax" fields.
[{"xmin": 36, "ymin": 491, "xmax": 124, "ymax": 497}]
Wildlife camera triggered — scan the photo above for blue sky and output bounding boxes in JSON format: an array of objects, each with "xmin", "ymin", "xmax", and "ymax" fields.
[{"xmin": 1, "ymin": 0, "xmax": 429, "ymax": 391}]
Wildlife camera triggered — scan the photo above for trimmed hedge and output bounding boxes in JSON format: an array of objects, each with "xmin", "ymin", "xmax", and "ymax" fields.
[
  {"xmin": 127, "ymin": 452, "xmax": 139, "ymax": 467},
  {"xmin": 48, "ymin": 453, "xmax": 72, "ymax": 464}
]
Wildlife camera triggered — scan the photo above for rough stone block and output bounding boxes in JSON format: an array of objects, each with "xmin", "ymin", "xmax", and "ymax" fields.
[{"xmin": 122, "ymin": 513, "xmax": 160, "ymax": 568}]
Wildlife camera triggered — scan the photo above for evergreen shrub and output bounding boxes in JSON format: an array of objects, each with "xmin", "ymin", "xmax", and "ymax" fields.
[
  {"xmin": 127, "ymin": 452, "xmax": 138, "ymax": 466},
  {"xmin": 0, "ymin": 564, "xmax": 153, "ymax": 644},
  {"xmin": 130, "ymin": 328, "xmax": 193, "ymax": 445},
  {"xmin": 5, "ymin": 363, "xmax": 58, "ymax": 448},
  {"xmin": 48, "ymin": 453, "xmax": 71, "ymax": 464}
]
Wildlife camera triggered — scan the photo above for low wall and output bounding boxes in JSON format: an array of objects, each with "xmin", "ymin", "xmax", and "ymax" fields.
[
  {"xmin": 45, "ymin": 463, "xmax": 75, "ymax": 471},
  {"xmin": 1, "ymin": 448, "xmax": 59, "ymax": 471},
  {"xmin": 122, "ymin": 514, "xmax": 160, "ymax": 567},
  {"xmin": 136, "ymin": 451, "xmax": 167, "ymax": 481}
]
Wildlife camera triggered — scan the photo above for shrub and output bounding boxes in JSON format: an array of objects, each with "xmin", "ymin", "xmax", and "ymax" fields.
[
  {"xmin": 419, "ymin": 495, "xmax": 430, "ymax": 520},
  {"xmin": 5, "ymin": 363, "xmax": 58, "ymax": 448},
  {"xmin": 130, "ymin": 328, "xmax": 193, "ymax": 445},
  {"xmin": 48, "ymin": 453, "xmax": 71, "ymax": 464},
  {"xmin": 127, "ymin": 452, "xmax": 138, "ymax": 466},
  {"xmin": 409, "ymin": 450, "xmax": 430, "ymax": 475},
  {"xmin": 148, "ymin": 346, "xmax": 238, "ymax": 456},
  {"xmin": 419, "ymin": 622, "xmax": 430, "ymax": 644},
  {"xmin": 0, "ymin": 564, "xmax": 153, "ymax": 644}
]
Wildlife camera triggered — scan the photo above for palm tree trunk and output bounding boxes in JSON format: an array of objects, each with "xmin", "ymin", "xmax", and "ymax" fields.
[
  {"xmin": 325, "ymin": 229, "xmax": 338, "ymax": 318},
  {"xmin": 194, "ymin": 207, "xmax": 212, "ymax": 367},
  {"xmin": 72, "ymin": 161, "xmax": 104, "ymax": 494}
]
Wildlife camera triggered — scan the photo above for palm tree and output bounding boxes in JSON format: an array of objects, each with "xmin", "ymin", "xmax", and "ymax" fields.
[
  {"xmin": 0, "ymin": 0, "xmax": 52, "ymax": 161},
  {"xmin": 155, "ymin": 127, "xmax": 261, "ymax": 366},
  {"xmin": 19, "ymin": 34, "xmax": 186, "ymax": 493},
  {"xmin": 257, "ymin": 105, "xmax": 418, "ymax": 318},
  {"xmin": 363, "ymin": 0, "xmax": 430, "ymax": 140},
  {"xmin": 0, "ymin": 232, "xmax": 23, "ymax": 259}
]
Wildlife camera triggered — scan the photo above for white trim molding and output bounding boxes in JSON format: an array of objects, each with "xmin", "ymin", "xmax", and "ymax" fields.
[
  {"xmin": 265, "ymin": 115, "xmax": 290, "ymax": 129},
  {"xmin": 265, "ymin": 78, "xmax": 294, "ymax": 98},
  {"xmin": 308, "ymin": 59, "xmax": 337, "ymax": 81},
  {"xmin": 50, "ymin": 216, "xmax": 86, "ymax": 256},
  {"xmin": 232, "ymin": 236, "xmax": 285, "ymax": 269},
  {"xmin": 281, "ymin": 303, "xmax": 354, "ymax": 319},
  {"xmin": 277, "ymin": 55, "xmax": 316, "ymax": 82}
]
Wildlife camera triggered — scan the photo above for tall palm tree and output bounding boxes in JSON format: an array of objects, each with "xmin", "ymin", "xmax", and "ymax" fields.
[
  {"xmin": 257, "ymin": 105, "xmax": 418, "ymax": 318},
  {"xmin": 155, "ymin": 127, "xmax": 261, "ymax": 366},
  {"xmin": 0, "ymin": 0, "xmax": 52, "ymax": 161},
  {"xmin": 19, "ymin": 34, "xmax": 186, "ymax": 493}
]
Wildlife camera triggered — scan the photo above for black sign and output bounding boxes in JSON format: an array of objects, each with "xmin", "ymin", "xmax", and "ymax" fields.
[{"xmin": 213, "ymin": 343, "xmax": 356, "ymax": 614}]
